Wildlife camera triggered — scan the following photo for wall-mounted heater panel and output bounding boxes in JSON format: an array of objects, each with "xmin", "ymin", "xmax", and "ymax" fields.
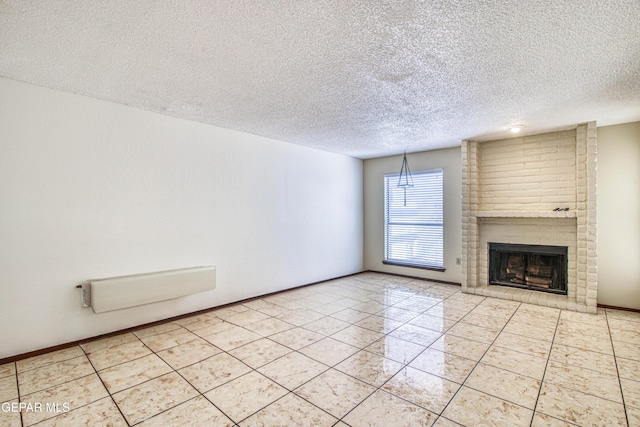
[{"xmin": 82, "ymin": 266, "xmax": 216, "ymax": 313}]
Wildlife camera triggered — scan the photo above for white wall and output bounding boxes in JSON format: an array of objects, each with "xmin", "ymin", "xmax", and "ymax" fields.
[
  {"xmin": 0, "ymin": 78, "xmax": 363, "ymax": 359},
  {"xmin": 597, "ymin": 121, "xmax": 640, "ymax": 309},
  {"xmin": 363, "ymin": 147, "xmax": 462, "ymax": 284}
]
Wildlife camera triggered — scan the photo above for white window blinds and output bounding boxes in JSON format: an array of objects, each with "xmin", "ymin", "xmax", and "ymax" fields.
[{"xmin": 384, "ymin": 169, "xmax": 444, "ymax": 269}]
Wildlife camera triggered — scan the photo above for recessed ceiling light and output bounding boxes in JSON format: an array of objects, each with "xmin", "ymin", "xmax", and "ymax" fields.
[{"xmin": 509, "ymin": 124, "xmax": 524, "ymax": 133}]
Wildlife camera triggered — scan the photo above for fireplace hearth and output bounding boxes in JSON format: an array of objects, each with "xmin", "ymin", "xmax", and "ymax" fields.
[{"xmin": 489, "ymin": 243, "xmax": 568, "ymax": 295}]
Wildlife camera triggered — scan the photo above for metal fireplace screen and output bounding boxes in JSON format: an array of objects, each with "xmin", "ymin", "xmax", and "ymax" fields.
[{"xmin": 488, "ymin": 243, "xmax": 568, "ymax": 295}]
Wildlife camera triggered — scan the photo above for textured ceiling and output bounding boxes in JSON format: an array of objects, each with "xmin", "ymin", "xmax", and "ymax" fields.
[{"xmin": 1, "ymin": 1, "xmax": 639, "ymax": 159}]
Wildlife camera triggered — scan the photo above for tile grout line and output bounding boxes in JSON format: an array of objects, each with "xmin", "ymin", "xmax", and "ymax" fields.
[
  {"xmin": 15, "ymin": 362, "xmax": 24, "ymax": 427},
  {"xmin": 210, "ymin": 327, "xmax": 338, "ymax": 426},
  {"xmin": 437, "ymin": 298, "xmax": 525, "ymax": 425},
  {"xmin": 143, "ymin": 312, "xmax": 287, "ymax": 425},
  {"xmin": 169, "ymin": 368, "xmax": 237, "ymax": 426},
  {"xmin": 16, "ymin": 347, "xmax": 108, "ymax": 427},
  {"xmin": 541, "ymin": 313, "xmax": 630, "ymax": 407},
  {"xmin": 387, "ymin": 294, "xmax": 485, "ymax": 424},
  {"xmin": 263, "ymin": 289, "xmax": 427, "ymax": 425},
  {"xmin": 350, "ymin": 292, "xmax": 486, "ymax": 423},
  {"xmin": 168, "ymin": 308, "xmax": 345, "ymax": 425},
  {"xmin": 337, "ymin": 288, "xmax": 489, "ymax": 425},
  {"xmin": 80, "ymin": 343, "xmax": 132, "ymax": 427},
  {"xmin": 528, "ymin": 307, "xmax": 563, "ymax": 427},
  {"xmin": 228, "ymin": 315, "xmax": 365, "ymax": 425},
  {"xmin": 268, "ymin": 310, "xmax": 379, "ymax": 425},
  {"xmin": 507, "ymin": 308, "xmax": 628, "ymax": 426},
  {"xmin": 120, "ymin": 318, "xmax": 250, "ymax": 425},
  {"xmin": 89, "ymin": 324, "xmax": 222, "ymax": 426},
  {"xmin": 13, "ymin": 296, "xmax": 364, "ymax": 426},
  {"xmin": 331, "ymin": 322, "xmax": 423, "ymax": 424},
  {"xmin": 236, "ymin": 282, "xmax": 616, "ymax": 422},
  {"xmin": 605, "ymin": 309, "xmax": 630, "ymax": 427},
  {"xmin": 172, "ymin": 315, "xmax": 295, "ymax": 426},
  {"xmin": 334, "ymin": 285, "xmax": 465, "ymax": 423}
]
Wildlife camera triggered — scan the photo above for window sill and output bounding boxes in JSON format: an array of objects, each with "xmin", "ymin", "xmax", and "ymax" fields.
[{"xmin": 382, "ymin": 260, "xmax": 446, "ymax": 272}]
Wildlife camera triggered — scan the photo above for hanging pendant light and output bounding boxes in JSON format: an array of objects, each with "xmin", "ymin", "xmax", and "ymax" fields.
[{"xmin": 397, "ymin": 151, "xmax": 414, "ymax": 206}]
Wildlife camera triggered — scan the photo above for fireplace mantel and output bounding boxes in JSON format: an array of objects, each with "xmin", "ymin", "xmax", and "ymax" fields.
[
  {"xmin": 461, "ymin": 123, "xmax": 598, "ymax": 313},
  {"xmin": 475, "ymin": 210, "xmax": 577, "ymax": 218}
]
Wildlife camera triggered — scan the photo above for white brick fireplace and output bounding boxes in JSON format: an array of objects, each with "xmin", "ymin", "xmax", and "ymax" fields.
[{"xmin": 461, "ymin": 123, "xmax": 598, "ymax": 313}]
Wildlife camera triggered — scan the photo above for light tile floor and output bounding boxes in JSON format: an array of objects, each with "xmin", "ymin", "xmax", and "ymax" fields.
[{"xmin": 1, "ymin": 272, "xmax": 640, "ymax": 426}]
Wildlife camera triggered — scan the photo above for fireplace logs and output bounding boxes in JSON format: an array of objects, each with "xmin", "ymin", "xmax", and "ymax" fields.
[{"xmin": 489, "ymin": 243, "xmax": 567, "ymax": 295}]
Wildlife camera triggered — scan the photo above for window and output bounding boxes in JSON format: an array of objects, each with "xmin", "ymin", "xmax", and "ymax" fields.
[{"xmin": 384, "ymin": 169, "xmax": 444, "ymax": 270}]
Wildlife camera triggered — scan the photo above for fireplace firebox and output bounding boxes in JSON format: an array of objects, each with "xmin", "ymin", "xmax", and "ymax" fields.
[{"xmin": 488, "ymin": 243, "xmax": 568, "ymax": 295}]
